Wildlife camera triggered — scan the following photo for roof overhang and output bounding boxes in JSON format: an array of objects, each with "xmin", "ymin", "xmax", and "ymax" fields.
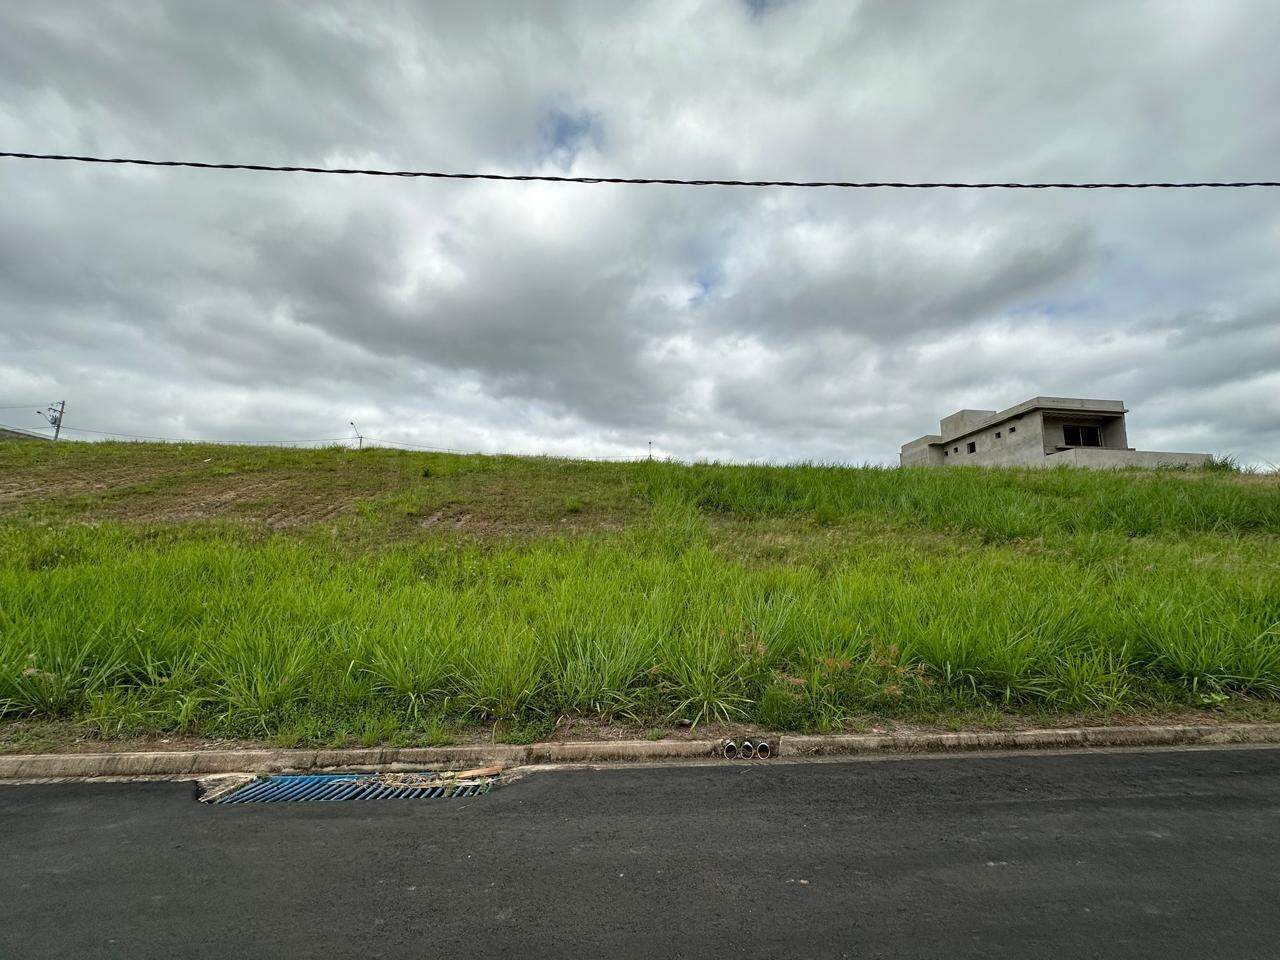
[{"xmin": 929, "ymin": 397, "xmax": 1128, "ymax": 446}]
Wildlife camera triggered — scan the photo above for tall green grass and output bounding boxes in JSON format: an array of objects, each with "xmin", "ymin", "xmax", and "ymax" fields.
[
  {"xmin": 2, "ymin": 503, "xmax": 1277, "ymax": 740},
  {"xmin": 635, "ymin": 460, "xmax": 1280, "ymax": 540}
]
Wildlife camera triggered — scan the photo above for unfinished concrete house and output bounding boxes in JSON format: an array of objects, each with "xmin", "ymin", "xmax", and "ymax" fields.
[{"xmin": 900, "ymin": 397, "xmax": 1211, "ymax": 469}]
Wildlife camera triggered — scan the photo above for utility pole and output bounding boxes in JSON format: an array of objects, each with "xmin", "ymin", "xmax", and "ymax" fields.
[
  {"xmin": 648, "ymin": 440, "xmax": 653, "ymax": 461},
  {"xmin": 39, "ymin": 400, "xmax": 65, "ymax": 441},
  {"xmin": 350, "ymin": 421, "xmax": 363, "ymax": 450}
]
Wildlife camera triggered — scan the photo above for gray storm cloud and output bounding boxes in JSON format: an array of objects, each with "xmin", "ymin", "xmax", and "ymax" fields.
[{"xmin": 1, "ymin": 0, "xmax": 1278, "ymax": 464}]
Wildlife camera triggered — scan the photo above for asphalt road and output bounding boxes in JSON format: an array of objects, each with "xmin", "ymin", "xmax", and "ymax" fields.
[{"xmin": 2, "ymin": 746, "xmax": 1278, "ymax": 959}]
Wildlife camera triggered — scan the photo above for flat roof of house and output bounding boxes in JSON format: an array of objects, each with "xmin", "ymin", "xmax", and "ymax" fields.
[{"xmin": 905, "ymin": 397, "xmax": 1128, "ymax": 449}]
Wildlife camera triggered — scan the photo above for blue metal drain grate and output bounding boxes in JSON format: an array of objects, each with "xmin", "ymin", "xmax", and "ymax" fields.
[{"xmin": 207, "ymin": 772, "xmax": 495, "ymax": 804}]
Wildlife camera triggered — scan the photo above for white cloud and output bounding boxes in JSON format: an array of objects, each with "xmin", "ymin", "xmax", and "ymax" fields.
[{"xmin": 1, "ymin": 0, "xmax": 1278, "ymax": 465}]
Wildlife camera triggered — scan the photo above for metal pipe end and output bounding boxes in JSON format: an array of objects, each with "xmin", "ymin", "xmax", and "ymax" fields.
[
  {"xmin": 722, "ymin": 740, "xmax": 739, "ymax": 759},
  {"xmin": 739, "ymin": 740, "xmax": 757, "ymax": 760},
  {"xmin": 755, "ymin": 739, "xmax": 771, "ymax": 759}
]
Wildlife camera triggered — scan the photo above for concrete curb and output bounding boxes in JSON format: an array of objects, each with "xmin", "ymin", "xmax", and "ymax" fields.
[
  {"xmin": 776, "ymin": 722, "xmax": 1280, "ymax": 757},
  {"xmin": 2, "ymin": 723, "xmax": 1278, "ymax": 780}
]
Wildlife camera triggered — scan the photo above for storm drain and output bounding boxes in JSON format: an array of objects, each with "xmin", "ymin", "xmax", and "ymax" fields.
[{"xmin": 206, "ymin": 771, "xmax": 497, "ymax": 804}]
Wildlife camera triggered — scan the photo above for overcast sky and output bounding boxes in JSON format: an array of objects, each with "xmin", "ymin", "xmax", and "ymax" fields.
[{"xmin": 1, "ymin": 1, "xmax": 1278, "ymax": 464}]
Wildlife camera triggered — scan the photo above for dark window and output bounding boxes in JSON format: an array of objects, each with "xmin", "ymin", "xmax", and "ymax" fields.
[
  {"xmin": 953, "ymin": 447, "xmax": 959, "ymax": 453},
  {"xmin": 943, "ymin": 450, "xmax": 948, "ymax": 457},
  {"xmin": 995, "ymin": 431, "xmax": 1002, "ymax": 439},
  {"xmin": 1063, "ymin": 424, "xmax": 1101, "ymax": 447},
  {"xmin": 1009, "ymin": 426, "xmax": 1016, "ymax": 434},
  {"xmin": 966, "ymin": 441, "xmax": 976, "ymax": 454}
]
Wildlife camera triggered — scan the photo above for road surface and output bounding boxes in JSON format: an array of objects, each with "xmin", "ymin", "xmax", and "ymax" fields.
[{"xmin": 3, "ymin": 746, "xmax": 1278, "ymax": 959}]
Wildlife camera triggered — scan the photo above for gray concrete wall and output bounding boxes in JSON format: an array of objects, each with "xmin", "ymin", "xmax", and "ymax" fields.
[
  {"xmin": 1103, "ymin": 417, "xmax": 1129, "ymax": 450},
  {"xmin": 1041, "ymin": 448, "xmax": 1212, "ymax": 470},
  {"xmin": 939, "ymin": 409, "xmax": 997, "ymax": 437},
  {"xmin": 1041, "ymin": 417, "xmax": 1065, "ymax": 454},
  {"xmin": 900, "ymin": 435, "xmax": 945, "ymax": 466},
  {"xmin": 940, "ymin": 411, "xmax": 1046, "ymax": 467}
]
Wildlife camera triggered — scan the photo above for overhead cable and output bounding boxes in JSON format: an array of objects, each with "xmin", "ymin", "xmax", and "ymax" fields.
[{"xmin": 3, "ymin": 151, "xmax": 1277, "ymax": 189}]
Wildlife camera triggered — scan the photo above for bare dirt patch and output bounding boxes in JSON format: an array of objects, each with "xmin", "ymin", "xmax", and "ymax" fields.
[
  {"xmin": 0, "ymin": 463, "xmax": 193, "ymax": 505},
  {"xmin": 103, "ymin": 473, "xmax": 380, "ymax": 528}
]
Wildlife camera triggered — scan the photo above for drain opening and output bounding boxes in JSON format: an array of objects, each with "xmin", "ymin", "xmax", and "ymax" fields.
[
  {"xmin": 205, "ymin": 769, "xmax": 499, "ymax": 804},
  {"xmin": 714, "ymin": 738, "xmax": 775, "ymax": 760}
]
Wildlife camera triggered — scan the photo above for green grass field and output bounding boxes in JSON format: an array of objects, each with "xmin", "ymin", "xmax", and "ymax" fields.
[{"xmin": 2, "ymin": 440, "xmax": 1278, "ymax": 748}]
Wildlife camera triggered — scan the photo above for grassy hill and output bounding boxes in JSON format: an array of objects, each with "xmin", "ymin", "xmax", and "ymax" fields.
[{"xmin": 2, "ymin": 440, "xmax": 1278, "ymax": 749}]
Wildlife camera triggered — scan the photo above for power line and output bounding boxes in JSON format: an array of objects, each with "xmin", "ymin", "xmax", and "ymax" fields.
[
  {"xmin": 2, "ymin": 151, "xmax": 1278, "ymax": 189},
  {"xmin": 361, "ymin": 435, "xmax": 467, "ymax": 454},
  {"xmin": 361, "ymin": 436, "xmax": 639, "ymax": 461}
]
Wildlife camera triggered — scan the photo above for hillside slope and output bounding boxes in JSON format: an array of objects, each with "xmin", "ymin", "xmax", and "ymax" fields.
[{"xmin": 2, "ymin": 440, "xmax": 1278, "ymax": 748}]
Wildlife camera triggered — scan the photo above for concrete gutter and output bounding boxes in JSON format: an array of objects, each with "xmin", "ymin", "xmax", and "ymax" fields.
[{"xmin": 2, "ymin": 723, "xmax": 1278, "ymax": 781}]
